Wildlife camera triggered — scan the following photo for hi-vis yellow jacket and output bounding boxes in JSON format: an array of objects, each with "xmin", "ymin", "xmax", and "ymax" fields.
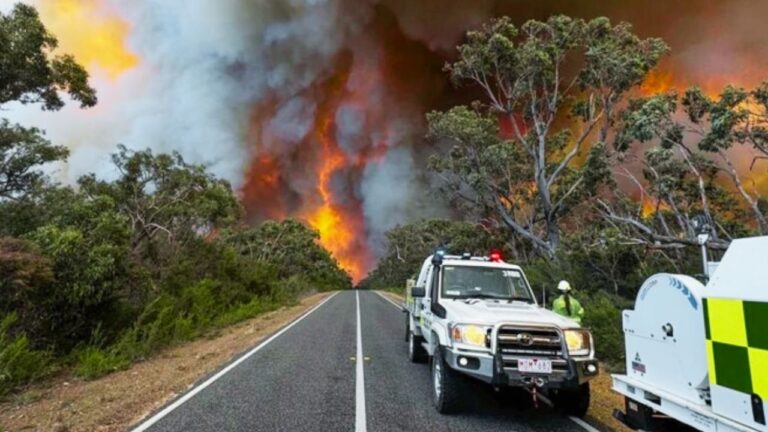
[{"xmin": 552, "ymin": 295, "xmax": 584, "ymax": 325}]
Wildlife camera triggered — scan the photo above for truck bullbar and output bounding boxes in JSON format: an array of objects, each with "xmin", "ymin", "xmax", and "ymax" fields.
[{"xmin": 495, "ymin": 325, "xmax": 569, "ymax": 376}]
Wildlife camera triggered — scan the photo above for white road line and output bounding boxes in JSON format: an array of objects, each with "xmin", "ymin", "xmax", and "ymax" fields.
[
  {"xmin": 374, "ymin": 290, "xmax": 403, "ymax": 310},
  {"xmin": 529, "ymin": 390, "xmax": 601, "ymax": 432},
  {"xmin": 131, "ymin": 291, "xmax": 340, "ymax": 432},
  {"xmin": 355, "ymin": 290, "xmax": 368, "ymax": 432},
  {"xmin": 569, "ymin": 415, "xmax": 601, "ymax": 432}
]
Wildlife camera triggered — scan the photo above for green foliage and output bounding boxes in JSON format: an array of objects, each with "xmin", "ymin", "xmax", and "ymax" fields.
[
  {"xmin": 0, "ymin": 314, "xmax": 50, "ymax": 396},
  {"xmin": 110, "ymin": 271, "xmax": 282, "ymax": 364},
  {"xmin": 222, "ymin": 219, "xmax": 351, "ymax": 291},
  {"xmin": 0, "ymin": 237, "xmax": 57, "ymax": 344},
  {"xmin": 581, "ymin": 292, "xmax": 629, "ymax": 366},
  {"xmin": 23, "ymin": 222, "xmax": 130, "ymax": 352},
  {"xmin": 361, "ymin": 219, "xmax": 506, "ymax": 290},
  {"xmin": 0, "ymin": 3, "xmax": 97, "ymax": 110},
  {"xmin": 430, "ymin": 15, "xmax": 668, "ymax": 257},
  {"xmin": 0, "ymin": 149, "xmax": 350, "ymax": 391},
  {"xmin": 73, "ymin": 346, "xmax": 128, "ymax": 380},
  {"xmin": 0, "ymin": 3, "xmax": 351, "ymax": 396},
  {"xmin": 0, "ymin": 120, "xmax": 69, "ymax": 200},
  {"xmin": 78, "ymin": 145, "xmax": 241, "ymax": 265},
  {"xmin": 612, "ymin": 80, "xmax": 768, "ymax": 240}
]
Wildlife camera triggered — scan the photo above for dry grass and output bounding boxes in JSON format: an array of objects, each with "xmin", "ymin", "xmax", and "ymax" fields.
[
  {"xmin": 585, "ymin": 369, "xmax": 632, "ymax": 432},
  {"xmin": 0, "ymin": 292, "xmax": 333, "ymax": 432}
]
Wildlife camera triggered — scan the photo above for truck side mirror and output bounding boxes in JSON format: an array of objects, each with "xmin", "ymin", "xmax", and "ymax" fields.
[{"xmin": 411, "ymin": 286, "xmax": 426, "ymax": 298}]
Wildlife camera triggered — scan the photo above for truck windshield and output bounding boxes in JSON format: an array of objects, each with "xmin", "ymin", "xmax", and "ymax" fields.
[{"xmin": 441, "ymin": 266, "xmax": 533, "ymax": 302}]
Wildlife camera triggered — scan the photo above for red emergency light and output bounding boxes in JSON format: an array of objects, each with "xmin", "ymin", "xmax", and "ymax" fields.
[{"xmin": 489, "ymin": 249, "xmax": 503, "ymax": 262}]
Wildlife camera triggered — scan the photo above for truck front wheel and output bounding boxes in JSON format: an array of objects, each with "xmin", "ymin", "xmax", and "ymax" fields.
[
  {"xmin": 408, "ymin": 331, "xmax": 428, "ymax": 363},
  {"xmin": 552, "ymin": 383, "xmax": 591, "ymax": 418},
  {"xmin": 432, "ymin": 347, "xmax": 463, "ymax": 414}
]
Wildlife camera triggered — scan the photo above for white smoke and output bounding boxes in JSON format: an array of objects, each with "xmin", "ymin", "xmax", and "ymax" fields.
[
  {"xmin": 2, "ymin": 0, "xmax": 368, "ymax": 183},
  {"xmin": 1, "ymin": 0, "xmax": 488, "ymax": 264}
]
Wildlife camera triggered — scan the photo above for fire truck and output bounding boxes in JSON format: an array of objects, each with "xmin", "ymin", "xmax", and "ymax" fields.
[
  {"xmin": 404, "ymin": 250, "xmax": 599, "ymax": 415},
  {"xmin": 613, "ymin": 235, "xmax": 768, "ymax": 431}
]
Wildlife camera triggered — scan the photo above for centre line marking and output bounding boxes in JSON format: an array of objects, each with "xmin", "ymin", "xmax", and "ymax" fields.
[{"xmin": 355, "ymin": 290, "xmax": 368, "ymax": 432}]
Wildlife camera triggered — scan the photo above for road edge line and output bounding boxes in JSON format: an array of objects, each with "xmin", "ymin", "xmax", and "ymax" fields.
[
  {"xmin": 569, "ymin": 415, "xmax": 602, "ymax": 432},
  {"xmin": 373, "ymin": 290, "xmax": 403, "ymax": 310},
  {"xmin": 130, "ymin": 291, "xmax": 340, "ymax": 432},
  {"xmin": 355, "ymin": 290, "xmax": 368, "ymax": 432}
]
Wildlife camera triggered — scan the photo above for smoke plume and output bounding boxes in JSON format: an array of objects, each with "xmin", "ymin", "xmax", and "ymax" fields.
[{"xmin": 2, "ymin": 0, "xmax": 766, "ymax": 279}]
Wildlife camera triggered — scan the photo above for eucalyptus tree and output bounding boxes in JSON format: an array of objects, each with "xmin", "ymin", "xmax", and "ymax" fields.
[{"xmin": 428, "ymin": 16, "xmax": 668, "ymax": 257}]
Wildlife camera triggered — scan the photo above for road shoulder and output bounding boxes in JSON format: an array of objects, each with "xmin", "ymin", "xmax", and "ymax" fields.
[{"xmin": 0, "ymin": 291, "xmax": 335, "ymax": 432}]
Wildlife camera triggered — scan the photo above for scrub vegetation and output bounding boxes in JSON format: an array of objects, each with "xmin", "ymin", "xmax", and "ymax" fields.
[
  {"xmin": 363, "ymin": 16, "xmax": 768, "ymax": 366},
  {"xmin": 0, "ymin": 4, "xmax": 350, "ymax": 398}
]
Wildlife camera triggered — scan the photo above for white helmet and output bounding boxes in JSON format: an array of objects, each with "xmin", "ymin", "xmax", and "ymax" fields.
[{"xmin": 557, "ymin": 280, "xmax": 572, "ymax": 292}]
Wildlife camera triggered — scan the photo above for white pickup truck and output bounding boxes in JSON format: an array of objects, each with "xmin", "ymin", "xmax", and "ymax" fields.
[{"xmin": 405, "ymin": 251, "xmax": 599, "ymax": 415}]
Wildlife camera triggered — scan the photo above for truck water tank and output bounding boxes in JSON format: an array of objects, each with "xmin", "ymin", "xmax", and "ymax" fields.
[{"xmin": 622, "ymin": 274, "xmax": 708, "ymax": 404}]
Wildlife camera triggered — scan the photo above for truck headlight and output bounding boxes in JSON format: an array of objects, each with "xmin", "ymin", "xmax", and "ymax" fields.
[
  {"xmin": 564, "ymin": 330, "xmax": 592, "ymax": 357},
  {"xmin": 451, "ymin": 324, "xmax": 489, "ymax": 348}
]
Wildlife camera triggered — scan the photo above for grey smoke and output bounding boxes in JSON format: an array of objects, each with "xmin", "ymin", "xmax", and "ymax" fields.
[
  {"xmin": 2, "ymin": 0, "xmax": 458, "ymax": 265},
  {"xmin": 5, "ymin": 0, "xmax": 764, "ymax": 268}
]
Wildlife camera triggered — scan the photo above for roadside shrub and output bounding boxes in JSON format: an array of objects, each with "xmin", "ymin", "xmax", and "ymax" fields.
[
  {"xmin": 0, "ymin": 132, "xmax": 352, "ymax": 395},
  {"xmin": 221, "ymin": 219, "xmax": 351, "ymax": 291},
  {"xmin": 0, "ymin": 237, "xmax": 55, "ymax": 343},
  {"xmin": 110, "ymin": 266, "xmax": 289, "ymax": 362},
  {"xmin": 25, "ymin": 224, "xmax": 130, "ymax": 352},
  {"xmin": 0, "ymin": 314, "xmax": 50, "ymax": 396},
  {"xmin": 74, "ymin": 346, "xmax": 128, "ymax": 380},
  {"xmin": 582, "ymin": 292, "xmax": 628, "ymax": 367},
  {"xmin": 216, "ymin": 297, "xmax": 279, "ymax": 328}
]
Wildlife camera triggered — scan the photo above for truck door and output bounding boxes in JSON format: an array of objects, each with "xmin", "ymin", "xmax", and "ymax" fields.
[{"xmin": 421, "ymin": 265, "xmax": 435, "ymax": 345}]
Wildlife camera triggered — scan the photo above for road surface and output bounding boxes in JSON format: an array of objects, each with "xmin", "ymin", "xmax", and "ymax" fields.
[{"xmin": 132, "ymin": 290, "xmax": 593, "ymax": 432}]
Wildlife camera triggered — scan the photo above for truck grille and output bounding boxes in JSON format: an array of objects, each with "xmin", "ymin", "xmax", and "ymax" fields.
[{"xmin": 496, "ymin": 326, "xmax": 568, "ymax": 374}]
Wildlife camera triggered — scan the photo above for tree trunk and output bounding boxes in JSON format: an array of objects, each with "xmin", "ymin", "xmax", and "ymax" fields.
[{"xmin": 545, "ymin": 213, "xmax": 560, "ymax": 257}]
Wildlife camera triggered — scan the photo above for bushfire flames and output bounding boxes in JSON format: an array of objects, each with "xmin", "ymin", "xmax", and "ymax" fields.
[
  {"xmin": 304, "ymin": 93, "xmax": 366, "ymax": 281},
  {"xmin": 242, "ymin": 65, "xmax": 377, "ymax": 283},
  {"xmin": 29, "ymin": 0, "xmax": 768, "ymax": 282}
]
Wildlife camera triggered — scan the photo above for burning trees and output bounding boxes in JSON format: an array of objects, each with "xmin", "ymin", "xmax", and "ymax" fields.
[
  {"xmin": 603, "ymin": 83, "xmax": 768, "ymax": 254},
  {"xmin": 427, "ymin": 16, "xmax": 667, "ymax": 258}
]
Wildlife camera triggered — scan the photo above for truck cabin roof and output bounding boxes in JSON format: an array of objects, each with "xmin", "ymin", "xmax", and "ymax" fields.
[{"xmin": 415, "ymin": 254, "xmax": 523, "ymax": 288}]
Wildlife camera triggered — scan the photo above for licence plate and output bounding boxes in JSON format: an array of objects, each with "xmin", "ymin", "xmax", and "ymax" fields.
[{"xmin": 518, "ymin": 358, "xmax": 552, "ymax": 374}]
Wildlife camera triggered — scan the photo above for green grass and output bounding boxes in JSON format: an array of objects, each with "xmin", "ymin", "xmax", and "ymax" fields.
[
  {"xmin": 72, "ymin": 285, "xmax": 296, "ymax": 380},
  {"xmin": 381, "ymin": 286, "xmax": 406, "ymax": 297},
  {"xmin": 0, "ymin": 314, "xmax": 50, "ymax": 397},
  {"xmin": 73, "ymin": 346, "xmax": 129, "ymax": 380}
]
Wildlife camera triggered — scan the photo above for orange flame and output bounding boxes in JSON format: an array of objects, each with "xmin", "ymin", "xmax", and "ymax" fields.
[
  {"xmin": 243, "ymin": 66, "xmax": 375, "ymax": 283},
  {"xmin": 640, "ymin": 69, "xmax": 676, "ymax": 95},
  {"xmin": 304, "ymin": 105, "xmax": 366, "ymax": 280},
  {"xmin": 640, "ymin": 197, "xmax": 671, "ymax": 218},
  {"xmin": 37, "ymin": 0, "xmax": 138, "ymax": 78}
]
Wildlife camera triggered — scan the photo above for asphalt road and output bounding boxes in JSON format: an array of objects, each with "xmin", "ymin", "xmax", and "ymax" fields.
[{"xmin": 132, "ymin": 290, "xmax": 590, "ymax": 432}]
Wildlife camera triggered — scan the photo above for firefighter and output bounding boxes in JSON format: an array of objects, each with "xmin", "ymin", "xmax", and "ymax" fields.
[{"xmin": 552, "ymin": 280, "xmax": 584, "ymax": 325}]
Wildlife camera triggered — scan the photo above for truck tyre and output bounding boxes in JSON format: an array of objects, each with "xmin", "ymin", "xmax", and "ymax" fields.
[
  {"xmin": 408, "ymin": 331, "xmax": 428, "ymax": 363},
  {"xmin": 431, "ymin": 347, "xmax": 463, "ymax": 414},
  {"xmin": 553, "ymin": 383, "xmax": 591, "ymax": 418},
  {"xmin": 406, "ymin": 315, "xmax": 427, "ymax": 363}
]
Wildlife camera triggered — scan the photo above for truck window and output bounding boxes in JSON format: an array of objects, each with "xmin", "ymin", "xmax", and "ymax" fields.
[{"xmin": 441, "ymin": 266, "xmax": 533, "ymax": 302}]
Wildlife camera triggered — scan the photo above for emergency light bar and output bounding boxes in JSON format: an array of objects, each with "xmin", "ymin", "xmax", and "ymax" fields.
[{"xmin": 431, "ymin": 248, "xmax": 505, "ymax": 264}]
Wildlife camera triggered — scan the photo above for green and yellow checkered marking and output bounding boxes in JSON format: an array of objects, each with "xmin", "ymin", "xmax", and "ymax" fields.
[{"xmin": 704, "ymin": 298, "xmax": 768, "ymax": 399}]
